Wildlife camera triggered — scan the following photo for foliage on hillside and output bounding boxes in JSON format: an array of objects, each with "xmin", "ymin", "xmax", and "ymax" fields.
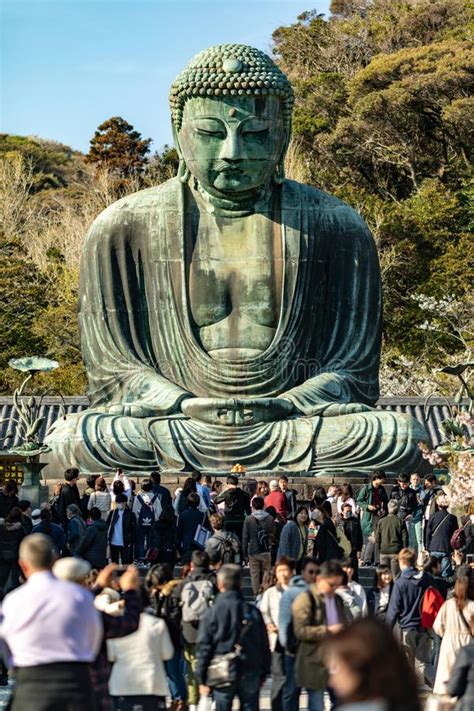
[
  {"xmin": 276, "ymin": 0, "xmax": 473, "ymax": 389},
  {"xmin": 0, "ymin": 131, "xmax": 177, "ymax": 394},
  {"xmin": 1, "ymin": 2, "xmax": 472, "ymax": 396}
]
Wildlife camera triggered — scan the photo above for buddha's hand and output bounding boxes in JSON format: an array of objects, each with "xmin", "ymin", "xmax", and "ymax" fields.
[{"xmin": 180, "ymin": 397, "xmax": 296, "ymax": 426}]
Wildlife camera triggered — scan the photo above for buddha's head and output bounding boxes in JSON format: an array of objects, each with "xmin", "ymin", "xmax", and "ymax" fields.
[{"xmin": 170, "ymin": 44, "xmax": 294, "ymax": 203}]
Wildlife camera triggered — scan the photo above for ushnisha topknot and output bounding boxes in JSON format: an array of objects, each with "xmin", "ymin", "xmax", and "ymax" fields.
[{"xmin": 169, "ymin": 43, "xmax": 294, "ymax": 132}]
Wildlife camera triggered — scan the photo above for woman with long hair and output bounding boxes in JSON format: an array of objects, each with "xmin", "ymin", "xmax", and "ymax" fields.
[
  {"xmin": 367, "ymin": 565, "xmax": 393, "ymax": 620},
  {"xmin": 174, "ymin": 477, "xmax": 200, "ymax": 515},
  {"xmin": 323, "ymin": 617, "xmax": 420, "ymax": 711},
  {"xmin": 151, "ymin": 505, "xmax": 178, "ymax": 567},
  {"xmin": 337, "ymin": 483, "xmax": 357, "ymax": 516},
  {"xmin": 433, "ymin": 568, "xmax": 474, "ymax": 694},
  {"xmin": 88, "ymin": 476, "xmax": 112, "ymax": 520},
  {"xmin": 307, "ymin": 507, "xmax": 342, "ymax": 563},
  {"xmin": 146, "ymin": 563, "xmax": 187, "ymax": 711}
]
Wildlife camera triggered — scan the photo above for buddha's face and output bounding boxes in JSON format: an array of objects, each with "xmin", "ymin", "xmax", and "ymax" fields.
[{"xmin": 177, "ymin": 95, "xmax": 286, "ymax": 198}]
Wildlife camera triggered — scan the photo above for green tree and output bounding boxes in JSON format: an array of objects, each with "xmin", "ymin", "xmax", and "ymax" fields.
[
  {"xmin": 86, "ymin": 116, "xmax": 152, "ymax": 178},
  {"xmin": 273, "ymin": 0, "xmax": 473, "ymax": 375}
]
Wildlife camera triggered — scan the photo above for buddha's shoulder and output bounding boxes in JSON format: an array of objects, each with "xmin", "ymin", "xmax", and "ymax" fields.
[
  {"xmin": 285, "ymin": 179, "xmax": 367, "ymax": 228},
  {"xmin": 89, "ymin": 177, "xmax": 181, "ymax": 228}
]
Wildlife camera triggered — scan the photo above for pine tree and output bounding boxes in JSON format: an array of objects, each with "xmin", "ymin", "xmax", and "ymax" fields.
[{"xmin": 86, "ymin": 116, "xmax": 151, "ymax": 178}]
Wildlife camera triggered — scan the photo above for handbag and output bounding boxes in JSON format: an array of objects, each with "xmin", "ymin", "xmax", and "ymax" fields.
[{"xmin": 206, "ymin": 606, "xmax": 252, "ymax": 688}]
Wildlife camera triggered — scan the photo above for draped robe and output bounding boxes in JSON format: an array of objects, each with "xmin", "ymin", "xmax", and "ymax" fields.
[{"xmin": 45, "ymin": 177, "xmax": 427, "ymax": 474}]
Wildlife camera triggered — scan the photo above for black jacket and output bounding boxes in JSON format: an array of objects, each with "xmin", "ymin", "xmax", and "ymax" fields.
[
  {"xmin": 447, "ymin": 639, "xmax": 474, "ymax": 711},
  {"xmin": 0, "ymin": 521, "xmax": 24, "ymax": 560},
  {"xmin": 390, "ymin": 485, "xmax": 418, "ymax": 519},
  {"xmin": 152, "ymin": 483, "xmax": 173, "ymax": 510},
  {"xmin": 465, "ymin": 522, "xmax": 474, "ymax": 555},
  {"xmin": 242, "ymin": 512, "xmax": 274, "ymax": 558},
  {"xmin": 76, "ymin": 519, "xmax": 108, "ymax": 568},
  {"xmin": 426, "ymin": 510, "xmax": 458, "ymax": 553},
  {"xmin": 151, "ymin": 515, "xmax": 178, "ymax": 552},
  {"xmin": 177, "ymin": 508, "xmax": 210, "ymax": 561},
  {"xmin": 196, "ymin": 590, "xmax": 271, "ymax": 685},
  {"xmin": 0, "ymin": 493, "xmax": 18, "ymax": 519},
  {"xmin": 215, "ymin": 488, "xmax": 251, "ymax": 526},
  {"xmin": 106, "ymin": 508, "xmax": 136, "ymax": 547},
  {"xmin": 342, "ymin": 515, "xmax": 363, "ymax": 554},
  {"xmin": 57, "ymin": 483, "xmax": 82, "ymax": 527},
  {"xmin": 152, "ymin": 579, "xmax": 183, "ymax": 650},
  {"xmin": 311, "ymin": 525, "xmax": 342, "ymax": 563}
]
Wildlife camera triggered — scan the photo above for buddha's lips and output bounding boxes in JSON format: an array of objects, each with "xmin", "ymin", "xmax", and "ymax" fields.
[{"xmin": 213, "ymin": 161, "xmax": 244, "ymax": 174}]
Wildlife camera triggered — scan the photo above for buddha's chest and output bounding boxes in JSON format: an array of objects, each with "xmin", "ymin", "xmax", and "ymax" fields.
[{"xmin": 187, "ymin": 211, "xmax": 283, "ymax": 357}]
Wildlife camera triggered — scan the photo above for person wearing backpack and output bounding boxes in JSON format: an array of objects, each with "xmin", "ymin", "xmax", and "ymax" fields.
[
  {"xmin": 75, "ymin": 506, "xmax": 108, "ymax": 569},
  {"xmin": 196, "ymin": 564, "xmax": 271, "ymax": 711},
  {"xmin": 292, "ymin": 560, "xmax": 351, "ymax": 711},
  {"xmin": 386, "ymin": 547, "xmax": 435, "ymax": 689},
  {"xmin": 177, "ymin": 492, "xmax": 211, "ymax": 565},
  {"xmin": 179, "ymin": 550, "xmax": 217, "ymax": 710},
  {"xmin": 214, "ymin": 474, "xmax": 251, "ymax": 541},
  {"xmin": 132, "ymin": 478, "xmax": 163, "ymax": 560},
  {"xmin": 433, "ymin": 567, "xmax": 474, "ymax": 695},
  {"xmin": 425, "ymin": 494, "xmax": 459, "ymax": 579},
  {"xmin": 205, "ymin": 513, "xmax": 242, "ymax": 565},
  {"xmin": 278, "ymin": 558, "xmax": 319, "ymax": 711},
  {"xmin": 242, "ymin": 496, "xmax": 275, "ymax": 596},
  {"xmin": 150, "ymin": 470, "xmax": 173, "ymax": 510}
]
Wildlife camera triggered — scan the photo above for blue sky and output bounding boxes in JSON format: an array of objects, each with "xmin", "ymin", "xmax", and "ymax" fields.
[{"xmin": 1, "ymin": 0, "xmax": 330, "ymax": 154}]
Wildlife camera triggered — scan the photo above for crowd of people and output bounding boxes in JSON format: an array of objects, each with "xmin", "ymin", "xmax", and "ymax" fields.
[{"xmin": 0, "ymin": 465, "xmax": 473, "ymax": 711}]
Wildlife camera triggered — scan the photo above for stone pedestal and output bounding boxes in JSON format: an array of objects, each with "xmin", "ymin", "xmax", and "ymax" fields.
[{"xmin": 20, "ymin": 461, "xmax": 49, "ymax": 509}]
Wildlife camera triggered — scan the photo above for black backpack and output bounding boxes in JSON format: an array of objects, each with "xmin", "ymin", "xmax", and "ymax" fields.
[
  {"xmin": 137, "ymin": 494, "xmax": 158, "ymax": 527},
  {"xmin": 220, "ymin": 534, "xmax": 241, "ymax": 564},
  {"xmin": 253, "ymin": 516, "xmax": 270, "ymax": 553}
]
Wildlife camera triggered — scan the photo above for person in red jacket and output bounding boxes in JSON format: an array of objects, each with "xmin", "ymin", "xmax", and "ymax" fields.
[{"xmin": 264, "ymin": 480, "xmax": 289, "ymax": 521}]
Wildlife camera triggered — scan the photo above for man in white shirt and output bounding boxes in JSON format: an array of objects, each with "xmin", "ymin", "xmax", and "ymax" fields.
[{"xmin": 1, "ymin": 533, "xmax": 102, "ymax": 710}]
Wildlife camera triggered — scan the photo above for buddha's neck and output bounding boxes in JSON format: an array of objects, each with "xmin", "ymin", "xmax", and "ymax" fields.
[{"xmin": 193, "ymin": 180, "xmax": 274, "ymax": 217}]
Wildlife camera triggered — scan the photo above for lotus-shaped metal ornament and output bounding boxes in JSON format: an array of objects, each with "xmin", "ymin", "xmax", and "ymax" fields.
[
  {"xmin": 9, "ymin": 357, "xmax": 59, "ymax": 373},
  {"xmin": 2, "ymin": 356, "xmax": 64, "ymax": 463}
]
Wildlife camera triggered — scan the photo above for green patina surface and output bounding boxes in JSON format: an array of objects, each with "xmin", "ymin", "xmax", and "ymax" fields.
[{"xmin": 45, "ymin": 44, "xmax": 428, "ymax": 475}]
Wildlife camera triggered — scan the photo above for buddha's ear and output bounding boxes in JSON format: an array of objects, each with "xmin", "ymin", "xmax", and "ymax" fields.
[
  {"xmin": 172, "ymin": 123, "xmax": 190, "ymax": 184},
  {"xmin": 274, "ymin": 126, "xmax": 290, "ymax": 185}
]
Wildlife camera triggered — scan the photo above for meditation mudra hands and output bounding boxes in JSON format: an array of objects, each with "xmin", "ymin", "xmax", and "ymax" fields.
[
  {"xmin": 180, "ymin": 397, "xmax": 296, "ymax": 426},
  {"xmin": 180, "ymin": 396, "xmax": 373, "ymax": 425}
]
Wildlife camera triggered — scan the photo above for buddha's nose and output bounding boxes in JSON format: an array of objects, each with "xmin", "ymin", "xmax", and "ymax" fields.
[{"xmin": 219, "ymin": 129, "xmax": 246, "ymax": 162}]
